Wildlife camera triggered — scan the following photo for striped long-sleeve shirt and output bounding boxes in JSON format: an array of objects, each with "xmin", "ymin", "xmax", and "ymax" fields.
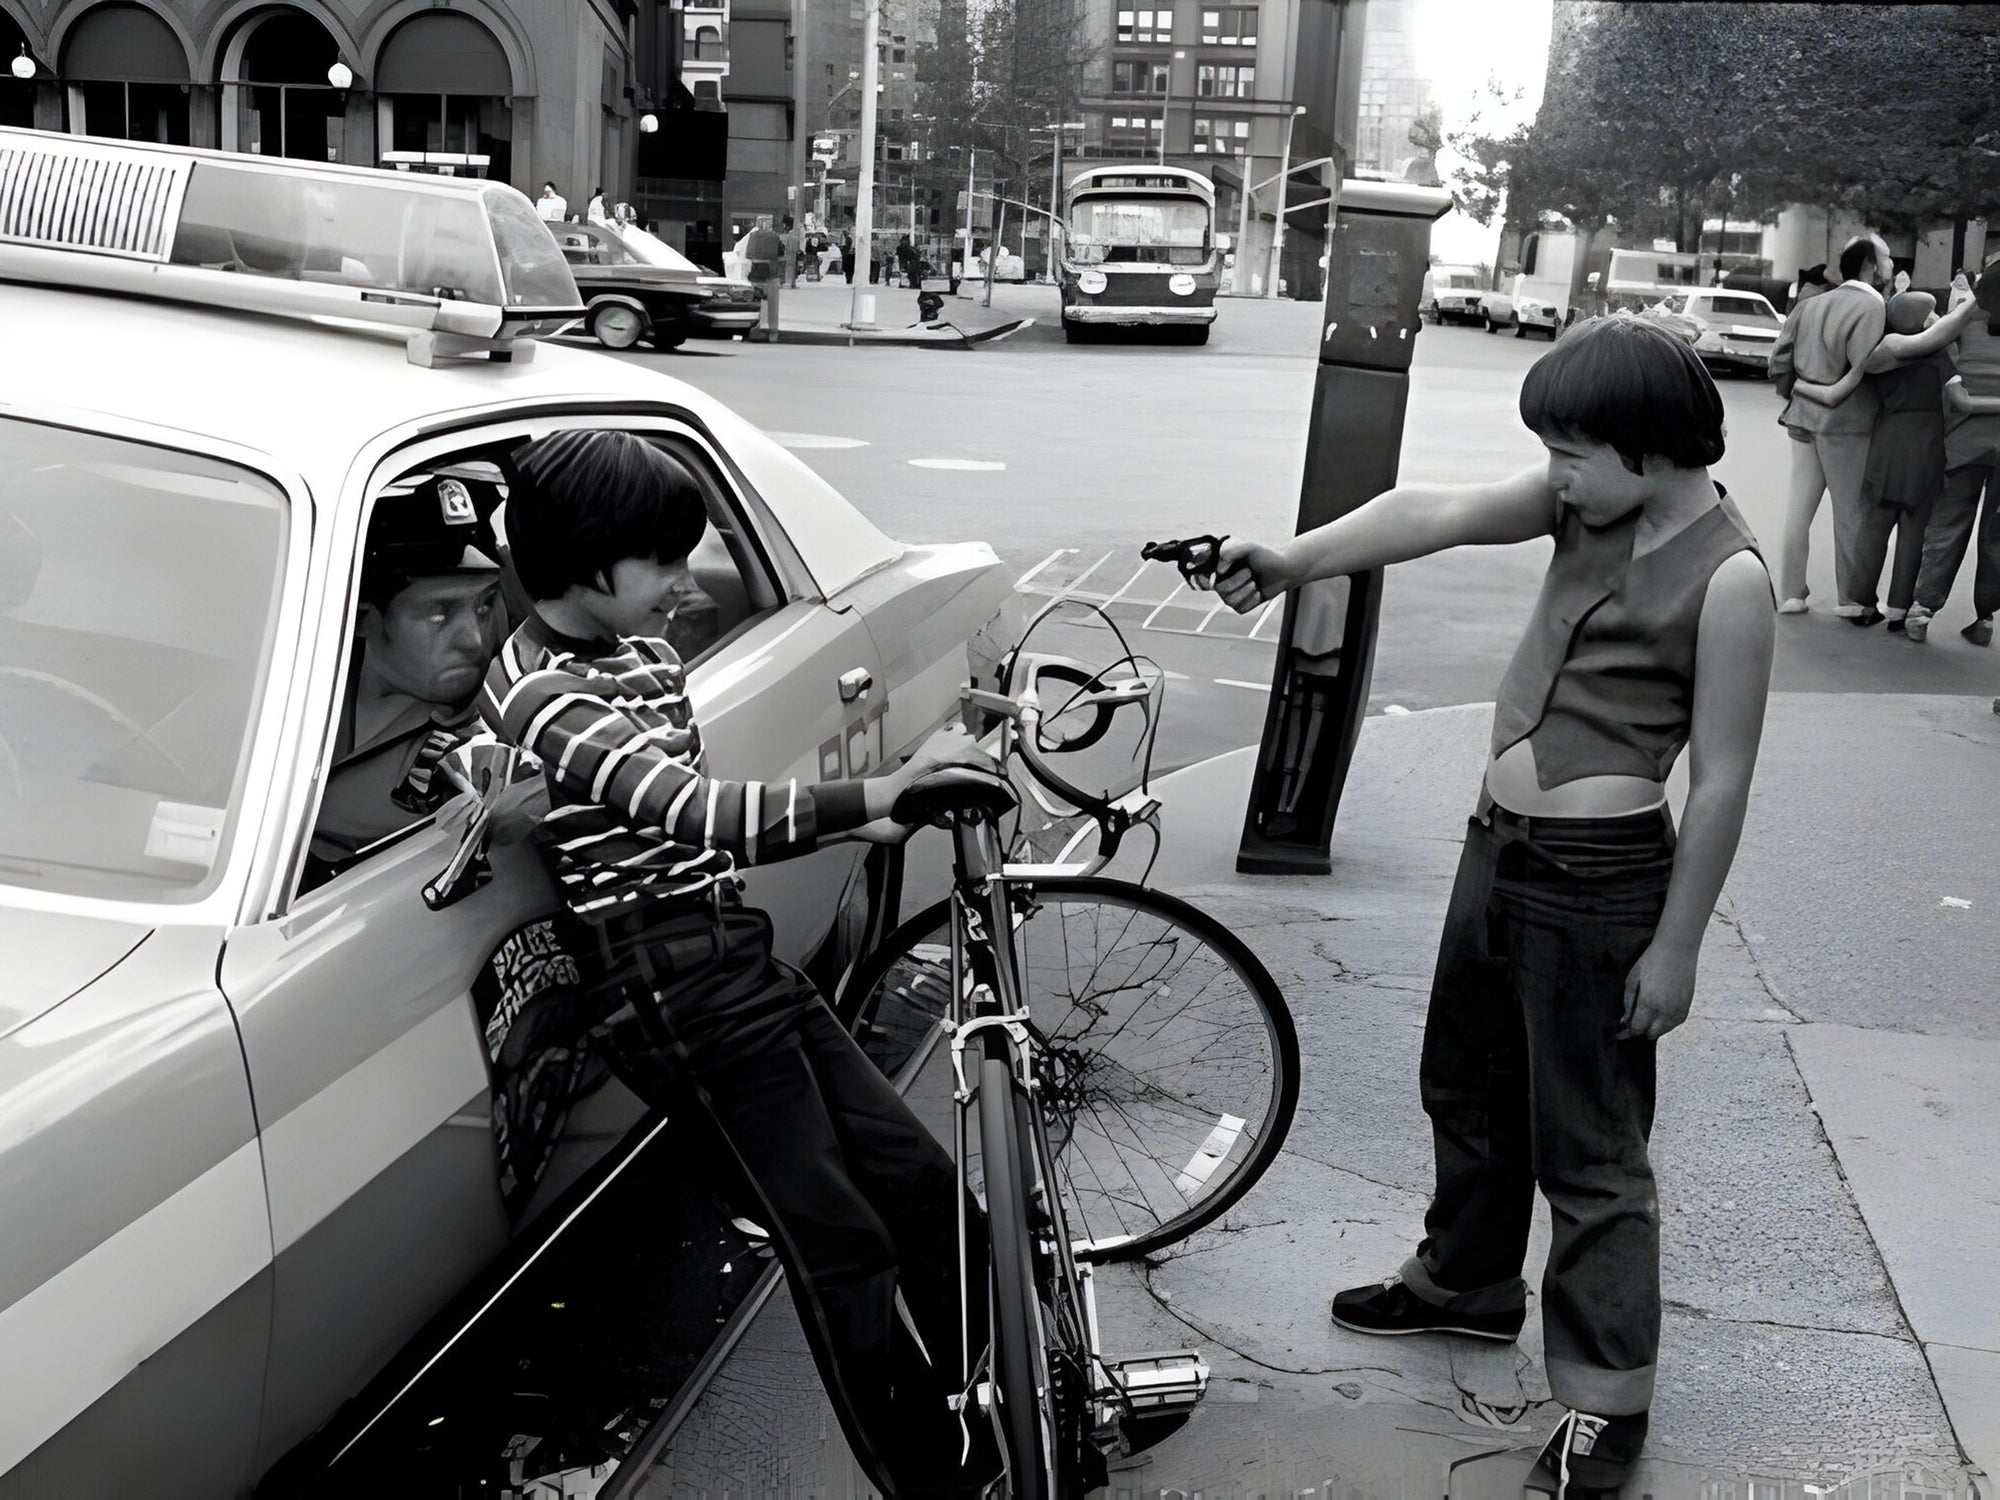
[{"xmin": 480, "ymin": 615, "xmax": 869, "ymax": 914}]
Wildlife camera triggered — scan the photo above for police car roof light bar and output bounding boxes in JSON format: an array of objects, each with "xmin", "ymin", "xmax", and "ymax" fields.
[{"xmin": 0, "ymin": 127, "xmax": 587, "ymax": 366}]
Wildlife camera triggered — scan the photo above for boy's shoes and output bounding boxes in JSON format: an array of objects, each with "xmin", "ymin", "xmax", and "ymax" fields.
[
  {"xmin": 1887, "ymin": 617, "xmax": 1906, "ymax": 633},
  {"xmin": 1329, "ymin": 1275, "xmax": 1524, "ymax": 1341},
  {"xmin": 1846, "ymin": 606, "xmax": 1886, "ymax": 627},
  {"xmin": 1964, "ymin": 616, "xmax": 1995, "ymax": 647},
  {"xmin": 1528, "ymin": 1407, "xmax": 1650, "ymax": 1495},
  {"xmin": 1905, "ymin": 609, "xmax": 1931, "ymax": 643},
  {"xmin": 1776, "ymin": 596, "xmax": 1810, "ymax": 615}
]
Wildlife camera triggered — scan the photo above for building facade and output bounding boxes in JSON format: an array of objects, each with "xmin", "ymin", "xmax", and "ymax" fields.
[
  {"xmin": 1349, "ymin": 0, "xmax": 1430, "ymax": 181},
  {"xmin": 1, "ymin": 0, "xmax": 657, "ymax": 209},
  {"xmin": 1073, "ymin": 0, "xmax": 1364, "ymax": 297}
]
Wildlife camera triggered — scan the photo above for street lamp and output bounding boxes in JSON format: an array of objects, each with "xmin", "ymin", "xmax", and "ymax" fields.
[
  {"xmin": 1030, "ymin": 120, "xmax": 1085, "ymax": 282},
  {"xmin": 325, "ymin": 60, "xmax": 354, "ymax": 91},
  {"xmin": 638, "ymin": 113, "xmax": 658, "ymax": 134},
  {"xmin": 1267, "ymin": 104, "xmax": 1307, "ymax": 300},
  {"xmin": 1157, "ymin": 49, "xmax": 1187, "ymax": 165},
  {"xmin": 11, "ymin": 45, "xmax": 37, "ymax": 81}
]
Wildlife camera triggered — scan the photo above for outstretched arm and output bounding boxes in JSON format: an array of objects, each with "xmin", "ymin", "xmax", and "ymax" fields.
[
  {"xmin": 1204, "ymin": 462, "xmax": 1560, "ymax": 612},
  {"xmin": 1862, "ymin": 296, "xmax": 1984, "ymax": 373},
  {"xmin": 1618, "ymin": 551, "xmax": 1775, "ymax": 1041},
  {"xmin": 1946, "ymin": 374, "xmax": 2000, "ymax": 415}
]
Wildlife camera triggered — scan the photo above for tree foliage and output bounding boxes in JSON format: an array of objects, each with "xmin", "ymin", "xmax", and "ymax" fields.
[{"xmin": 1447, "ymin": 3, "xmax": 2000, "ymax": 250}]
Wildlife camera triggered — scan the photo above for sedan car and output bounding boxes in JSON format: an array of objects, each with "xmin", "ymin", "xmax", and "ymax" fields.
[
  {"xmin": 0, "ymin": 128, "xmax": 1008, "ymax": 1498},
  {"xmin": 1421, "ymin": 263, "xmax": 1486, "ymax": 325},
  {"xmin": 553, "ymin": 219, "xmax": 763, "ymax": 349},
  {"xmin": 1482, "ymin": 273, "xmax": 1569, "ymax": 338},
  {"xmin": 1650, "ymin": 287, "xmax": 1784, "ymax": 376}
]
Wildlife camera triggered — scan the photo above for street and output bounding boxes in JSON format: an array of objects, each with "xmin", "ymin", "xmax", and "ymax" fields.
[{"xmin": 582, "ymin": 283, "xmax": 1998, "ymax": 1495}]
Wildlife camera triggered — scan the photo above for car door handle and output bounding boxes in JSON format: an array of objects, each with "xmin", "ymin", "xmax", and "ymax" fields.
[{"xmin": 837, "ymin": 667, "xmax": 873, "ymax": 703}]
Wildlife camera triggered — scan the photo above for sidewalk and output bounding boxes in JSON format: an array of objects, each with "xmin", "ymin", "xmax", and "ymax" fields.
[
  {"xmin": 1127, "ymin": 691, "xmax": 2000, "ymax": 1490},
  {"xmin": 742, "ymin": 275, "xmax": 1044, "ymax": 347}
]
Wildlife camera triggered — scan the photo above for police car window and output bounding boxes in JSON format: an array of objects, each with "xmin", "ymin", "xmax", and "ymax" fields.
[
  {"xmin": 0, "ymin": 419, "xmax": 288, "ymax": 903},
  {"xmin": 643, "ymin": 435, "xmax": 784, "ymax": 661}
]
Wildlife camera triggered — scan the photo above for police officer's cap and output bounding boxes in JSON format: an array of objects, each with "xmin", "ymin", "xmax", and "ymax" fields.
[{"xmin": 365, "ymin": 468, "xmax": 505, "ymax": 581}]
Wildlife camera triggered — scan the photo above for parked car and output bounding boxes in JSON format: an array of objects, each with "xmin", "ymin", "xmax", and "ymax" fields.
[
  {"xmin": 0, "ymin": 127, "xmax": 1011, "ymax": 1497},
  {"xmin": 1483, "ymin": 273, "xmax": 1570, "ymax": 338},
  {"xmin": 1649, "ymin": 287, "xmax": 1784, "ymax": 376},
  {"xmin": 1421, "ymin": 263, "xmax": 1487, "ymax": 325},
  {"xmin": 959, "ymin": 246, "xmax": 1027, "ymax": 283},
  {"xmin": 551, "ymin": 219, "xmax": 762, "ymax": 349}
]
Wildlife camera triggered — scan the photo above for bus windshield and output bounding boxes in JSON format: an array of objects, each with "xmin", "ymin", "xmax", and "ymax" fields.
[{"xmin": 1067, "ymin": 199, "xmax": 1211, "ymax": 265}]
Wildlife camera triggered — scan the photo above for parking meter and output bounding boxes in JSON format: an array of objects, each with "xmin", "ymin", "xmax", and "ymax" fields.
[{"xmin": 1237, "ymin": 181, "xmax": 1454, "ymax": 875}]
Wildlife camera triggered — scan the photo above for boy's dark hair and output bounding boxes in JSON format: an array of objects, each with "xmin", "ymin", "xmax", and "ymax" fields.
[
  {"xmin": 1799, "ymin": 263, "xmax": 1830, "ymax": 289},
  {"xmin": 501, "ymin": 431, "xmax": 709, "ymax": 602},
  {"xmin": 1519, "ymin": 313, "xmax": 1726, "ymax": 475},
  {"xmin": 1837, "ymin": 235, "xmax": 1880, "ymax": 283}
]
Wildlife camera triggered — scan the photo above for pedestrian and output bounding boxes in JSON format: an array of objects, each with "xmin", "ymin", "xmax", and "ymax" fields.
[
  {"xmin": 1201, "ymin": 315, "xmax": 1776, "ymax": 1493},
  {"xmin": 1769, "ymin": 233, "xmax": 1896, "ymax": 620},
  {"xmin": 586, "ymin": 187, "xmax": 608, "ymax": 225},
  {"xmin": 1790, "ymin": 291, "xmax": 1983, "ymax": 632},
  {"xmin": 536, "ymin": 181, "xmax": 568, "ymax": 223},
  {"xmin": 1907, "ymin": 262, "xmax": 2000, "ymax": 646},
  {"xmin": 1790, "ymin": 263, "xmax": 1831, "ymax": 311},
  {"xmin": 482, "ymin": 431, "xmax": 1000, "ymax": 1498},
  {"xmin": 895, "ymin": 235, "xmax": 920, "ymax": 289},
  {"xmin": 841, "ymin": 229, "xmax": 855, "ymax": 285}
]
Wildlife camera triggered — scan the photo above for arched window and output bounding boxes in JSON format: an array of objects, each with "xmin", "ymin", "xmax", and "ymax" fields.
[
  {"xmin": 61, "ymin": 3, "xmax": 192, "ymax": 145},
  {"xmin": 375, "ymin": 12, "xmax": 513, "ymax": 181},
  {"xmin": 221, "ymin": 9, "xmax": 343, "ymax": 161},
  {"xmin": 3, "ymin": 10, "xmax": 37, "ymax": 129},
  {"xmin": 692, "ymin": 24, "xmax": 721, "ymax": 61}
]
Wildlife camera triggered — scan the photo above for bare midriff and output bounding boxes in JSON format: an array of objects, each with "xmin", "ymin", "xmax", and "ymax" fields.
[{"xmin": 1483, "ymin": 739, "xmax": 1668, "ymax": 818}]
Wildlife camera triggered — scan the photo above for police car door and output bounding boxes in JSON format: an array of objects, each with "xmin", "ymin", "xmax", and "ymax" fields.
[{"xmin": 217, "ymin": 471, "xmax": 561, "ymax": 1480}]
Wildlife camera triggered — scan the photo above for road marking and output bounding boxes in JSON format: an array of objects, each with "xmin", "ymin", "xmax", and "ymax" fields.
[
  {"xmin": 1215, "ymin": 678, "xmax": 1269, "ymax": 692},
  {"xmin": 909, "ymin": 458, "xmax": 1008, "ymax": 471},
  {"xmin": 764, "ymin": 431, "xmax": 871, "ymax": 449},
  {"xmin": 1017, "ymin": 548, "xmax": 1076, "ymax": 590},
  {"xmin": 1173, "ymin": 1113, "xmax": 1247, "ymax": 1196}
]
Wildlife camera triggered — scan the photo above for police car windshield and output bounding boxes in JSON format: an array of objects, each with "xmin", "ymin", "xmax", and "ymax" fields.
[{"xmin": 0, "ymin": 420, "xmax": 287, "ymax": 904}]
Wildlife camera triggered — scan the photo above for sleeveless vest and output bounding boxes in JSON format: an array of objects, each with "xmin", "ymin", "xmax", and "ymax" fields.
[{"xmin": 1490, "ymin": 489, "xmax": 1766, "ymax": 790}]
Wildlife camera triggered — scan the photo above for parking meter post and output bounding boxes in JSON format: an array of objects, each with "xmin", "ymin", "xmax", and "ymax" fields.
[{"xmin": 1237, "ymin": 180, "xmax": 1453, "ymax": 875}]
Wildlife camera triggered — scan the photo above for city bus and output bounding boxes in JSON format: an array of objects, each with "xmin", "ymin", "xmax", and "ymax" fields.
[{"xmin": 1060, "ymin": 165, "xmax": 1219, "ymax": 344}]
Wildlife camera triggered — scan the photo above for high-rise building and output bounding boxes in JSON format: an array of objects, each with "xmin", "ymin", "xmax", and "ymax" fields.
[
  {"xmin": 1350, "ymin": 0, "xmax": 1434, "ymax": 181},
  {"xmin": 1073, "ymin": 0, "xmax": 1366, "ymax": 296}
]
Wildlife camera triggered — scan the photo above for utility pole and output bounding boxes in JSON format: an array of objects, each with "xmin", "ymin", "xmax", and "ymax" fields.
[
  {"xmin": 786, "ymin": 0, "xmax": 810, "ymax": 289},
  {"xmin": 1266, "ymin": 104, "xmax": 1306, "ymax": 299},
  {"xmin": 962, "ymin": 147, "xmax": 977, "ymax": 286},
  {"xmin": 1048, "ymin": 127, "xmax": 1063, "ymax": 283},
  {"xmin": 1235, "ymin": 162, "xmax": 1255, "ymax": 294},
  {"xmin": 848, "ymin": 0, "xmax": 881, "ymax": 329}
]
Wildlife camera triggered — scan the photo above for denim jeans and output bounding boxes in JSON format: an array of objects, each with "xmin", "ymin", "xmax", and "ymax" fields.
[
  {"xmin": 1405, "ymin": 805, "xmax": 1675, "ymax": 1416},
  {"xmin": 582, "ymin": 897, "xmax": 975, "ymax": 1496}
]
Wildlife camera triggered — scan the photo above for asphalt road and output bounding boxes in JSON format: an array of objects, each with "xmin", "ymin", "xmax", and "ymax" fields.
[{"xmin": 623, "ymin": 283, "xmax": 1997, "ymax": 775}]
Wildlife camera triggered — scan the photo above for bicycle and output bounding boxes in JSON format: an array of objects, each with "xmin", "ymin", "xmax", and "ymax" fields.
[{"xmin": 847, "ymin": 582, "xmax": 1298, "ymax": 1497}]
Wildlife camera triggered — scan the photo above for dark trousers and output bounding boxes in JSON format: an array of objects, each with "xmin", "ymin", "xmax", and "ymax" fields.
[
  {"xmin": 585, "ymin": 899, "xmax": 974, "ymax": 1496},
  {"xmin": 1913, "ymin": 461, "xmax": 2000, "ymax": 620},
  {"xmin": 1885, "ymin": 492, "xmax": 1935, "ymax": 614},
  {"xmin": 1408, "ymin": 807, "xmax": 1675, "ymax": 1416}
]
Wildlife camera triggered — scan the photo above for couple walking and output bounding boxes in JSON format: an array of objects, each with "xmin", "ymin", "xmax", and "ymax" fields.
[{"xmin": 1772, "ymin": 234, "xmax": 2000, "ymax": 642}]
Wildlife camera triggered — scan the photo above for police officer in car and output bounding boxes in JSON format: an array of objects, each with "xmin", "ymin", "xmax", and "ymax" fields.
[{"xmin": 308, "ymin": 471, "xmax": 508, "ymax": 878}]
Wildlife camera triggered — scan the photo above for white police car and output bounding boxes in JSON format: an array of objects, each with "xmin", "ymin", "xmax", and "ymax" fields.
[{"xmin": 0, "ymin": 127, "xmax": 1009, "ymax": 1496}]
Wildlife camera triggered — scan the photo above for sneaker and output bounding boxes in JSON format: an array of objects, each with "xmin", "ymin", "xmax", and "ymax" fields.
[
  {"xmin": 1777, "ymin": 596, "xmax": 1810, "ymax": 615},
  {"xmin": 1330, "ymin": 1275, "xmax": 1524, "ymax": 1342},
  {"xmin": 1964, "ymin": 616, "xmax": 1995, "ymax": 647},
  {"xmin": 1529, "ymin": 1407, "xmax": 1650, "ymax": 1495},
  {"xmin": 1906, "ymin": 610, "xmax": 1931, "ymax": 643},
  {"xmin": 1846, "ymin": 606, "xmax": 1886, "ymax": 627},
  {"xmin": 1887, "ymin": 617, "xmax": 1906, "ymax": 634}
]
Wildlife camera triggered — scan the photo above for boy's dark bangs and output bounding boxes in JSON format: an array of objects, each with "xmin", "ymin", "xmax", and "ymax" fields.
[{"xmin": 1518, "ymin": 318, "xmax": 1725, "ymax": 469}]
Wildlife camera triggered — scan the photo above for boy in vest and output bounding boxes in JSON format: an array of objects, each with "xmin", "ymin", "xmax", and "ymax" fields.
[
  {"xmin": 1203, "ymin": 315, "xmax": 1776, "ymax": 1491},
  {"xmin": 480, "ymin": 430, "xmax": 998, "ymax": 1497}
]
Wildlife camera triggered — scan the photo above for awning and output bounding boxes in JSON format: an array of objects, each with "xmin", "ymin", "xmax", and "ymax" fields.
[
  {"xmin": 375, "ymin": 13, "xmax": 512, "ymax": 96},
  {"xmin": 63, "ymin": 3, "xmax": 190, "ymax": 83}
]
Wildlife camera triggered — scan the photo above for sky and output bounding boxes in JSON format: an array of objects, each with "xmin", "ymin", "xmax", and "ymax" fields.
[{"xmin": 1407, "ymin": 0, "xmax": 1556, "ymax": 266}]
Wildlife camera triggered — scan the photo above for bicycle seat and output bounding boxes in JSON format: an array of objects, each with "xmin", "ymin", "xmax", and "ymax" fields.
[{"xmin": 891, "ymin": 764, "xmax": 1019, "ymax": 827}]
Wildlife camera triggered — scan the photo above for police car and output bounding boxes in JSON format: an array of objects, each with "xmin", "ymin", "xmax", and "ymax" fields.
[{"xmin": 0, "ymin": 127, "xmax": 1009, "ymax": 1495}]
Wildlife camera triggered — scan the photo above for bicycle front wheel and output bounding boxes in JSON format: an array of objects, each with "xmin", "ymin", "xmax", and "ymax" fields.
[{"xmin": 843, "ymin": 878, "xmax": 1298, "ymax": 1261}]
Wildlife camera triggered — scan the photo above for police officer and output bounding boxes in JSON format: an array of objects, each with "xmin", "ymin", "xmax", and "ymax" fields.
[{"xmin": 308, "ymin": 470, "xmax": 508, "ymax": 877}]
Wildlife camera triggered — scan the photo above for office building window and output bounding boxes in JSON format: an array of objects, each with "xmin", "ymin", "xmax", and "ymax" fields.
[
  {"xmin": 1197, "ymin": 62, "xmax": 1254, "ymax": 97},
  {"xmin": 1193, "ymin": 115, "xmax": 1251, "ymax": 154},
  {"xmin": 1112, "ymin": 59, "xmax": 1170, "ymax": 94},
  {"xmin": 1201, "ymin": 7, "xmax": 1258, "ymax": 45},
  {"xmin": 1108, "ymin": 114, "xmax": 1164, "ymax": 142},
  {"xmin": 1117, "ymin": 9, "xmax": 1174, "ymax": 43}
]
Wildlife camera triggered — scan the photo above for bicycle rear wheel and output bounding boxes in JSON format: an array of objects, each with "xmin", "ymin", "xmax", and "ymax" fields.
[
  {"xmin": 842, "ymin": 878, "xmax": 1298, "ymax": 1261},
  {"xmin": 980, "ymin": 1054, "xmax": 1058, "ymax": 1500}
]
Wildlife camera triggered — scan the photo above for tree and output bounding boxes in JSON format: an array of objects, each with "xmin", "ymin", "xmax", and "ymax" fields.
[{"xmin": 1448, "ymin": 2, "xmax": 2000, "ymax": 293}]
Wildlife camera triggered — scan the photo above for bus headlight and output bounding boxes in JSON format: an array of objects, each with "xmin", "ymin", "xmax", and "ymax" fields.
[
  {"xmin": 1169, "ymin": 274, "xmax": 1196, "ymax": 296},
  {"xmin": 1077, "ymin": 269, "xmax": 1107, "ymax": 295}
]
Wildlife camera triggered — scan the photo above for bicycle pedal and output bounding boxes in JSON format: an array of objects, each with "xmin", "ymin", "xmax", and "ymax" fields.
[{"xmin": 1099, "ymin": 1350, "xmax": 1210, "ymax": 1416}]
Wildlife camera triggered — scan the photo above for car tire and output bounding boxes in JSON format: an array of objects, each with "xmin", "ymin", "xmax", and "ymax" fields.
[
  {"xmin": 1485, "ymin": 313, "xmax": 1500, "ymax": 334},
  {"xmin": 1515, "ymin": 320, "xmax": 1529, "ymax": 339},
  {"xmin": 590, "ymin": 303, "xmax": 646, "ymax": 350},
  {"xmin": 651, "ymin": 313, "xmax": 690, "ymax": 351},
  {"xmin": 1179, "ymin": 324, "xmax": 1211, "ymax": 346},
  {"xmin": 1063, "ymin": 319, "xmax": 1096, "ymax": 344}
]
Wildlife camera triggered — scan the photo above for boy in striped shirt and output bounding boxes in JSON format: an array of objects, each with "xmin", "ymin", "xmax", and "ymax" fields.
[{"xmin": 482, "ymin": 429, "xmax": 996, "ymax": 1497}]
